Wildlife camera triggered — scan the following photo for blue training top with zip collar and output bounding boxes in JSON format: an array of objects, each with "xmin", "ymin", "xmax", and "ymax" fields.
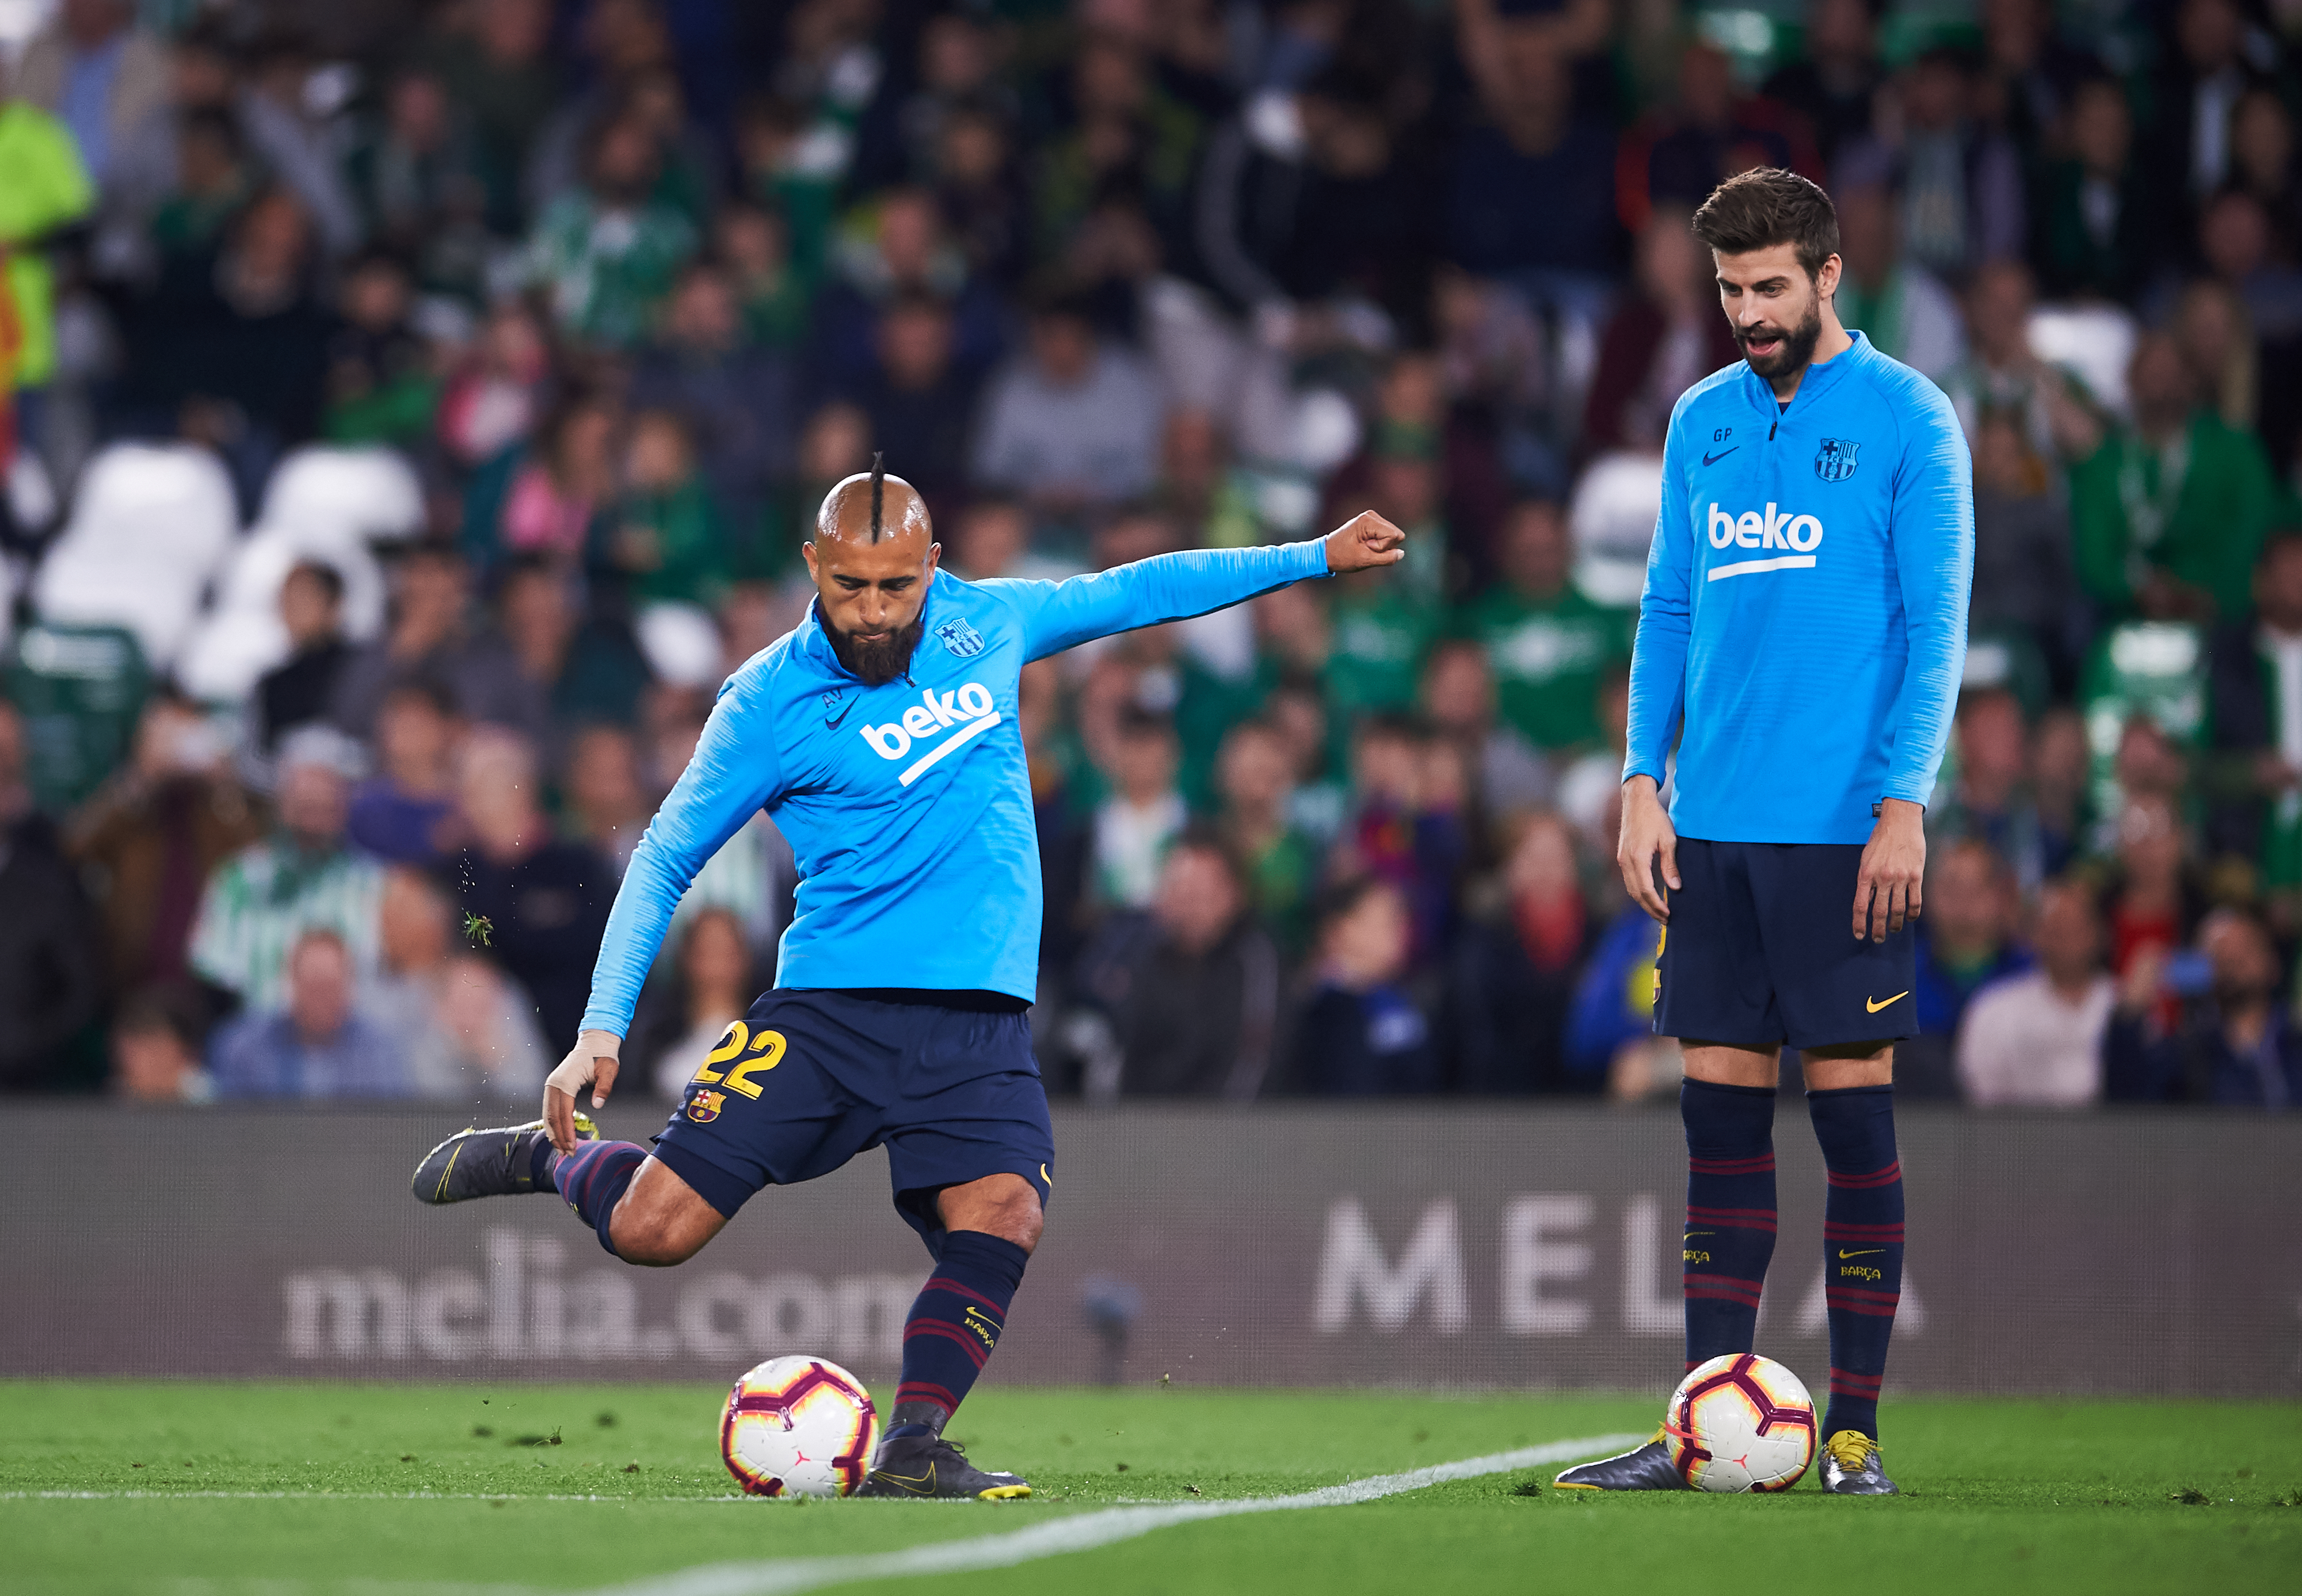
[
  {"xmin": 578, "ymin": 540, "xmax": 1333, "ymax": 1039},
  {"xmin": 1623, "ymin": 331, "xmax": 1974, "ymax": 845}
]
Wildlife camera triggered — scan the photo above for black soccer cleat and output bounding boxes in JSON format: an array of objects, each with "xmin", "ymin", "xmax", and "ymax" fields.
[
  {"xmin": 411, "ymin": 1116, "xmax": 596, "ymax": 1205},
  {"xmin": 1819, "ymin": 1430, "xmax": 1898, "ymax": 1495},
  {"xmin": 852, "ymin": 1427, "xmax": 1032, "ymax": 1500},
  {"xmin": 1552, "ymin": 1428, "xmax": 1690, "ymax": 1491}
]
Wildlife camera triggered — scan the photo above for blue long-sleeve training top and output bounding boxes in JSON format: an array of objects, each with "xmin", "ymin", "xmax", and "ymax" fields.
[
  {"xmin": 579, "ymin": 540, "xmax": 1333, "ymax": 1038},
  {"xmin": 1623, "ymin": 331, "xmax": 1974, "ymax": 843}
]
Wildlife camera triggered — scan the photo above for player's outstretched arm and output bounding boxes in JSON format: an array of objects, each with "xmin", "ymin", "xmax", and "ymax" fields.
[
  {"xmin": 992, "ymin": 511, "xmax": 1405, "ymax": 660},
  {"xmin": 1618, "ymin": 773, "xmax": 1680, "ymax": 922}
]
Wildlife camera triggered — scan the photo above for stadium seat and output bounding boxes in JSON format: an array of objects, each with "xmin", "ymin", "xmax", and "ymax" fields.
[
  {"xmin": 2027, "ymin": 304, "xmax": 2137, "ymax": 418},
  {"xmin": 635, "ymin": 600, "xmax": 726, "ymax": 689},
  {"xmin": 2079, "ymin": 618, "xmax": 2208, "ymax": 838},
  {"xmin": 1570, "ymin": 450, "xmax": 1664, "ymax": 607},
  {"xmin": 29, "ymin": 442, "xmax": 239, "ymax": 671},
  {"xmin": 257, "ymin": 446, "xmax": 426, "ymax": 547},
  {"xmin": 177, "ymin": 524, "xmax": 386, "ymax": 704}
]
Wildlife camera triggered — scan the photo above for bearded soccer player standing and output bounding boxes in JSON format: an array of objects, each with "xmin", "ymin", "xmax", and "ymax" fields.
[
  {"xmin": 411, "ymin": 460, "xmax": 1406, "ymax": 1499},
  {"xmin": 1555, "ymin": 170, "xmax": 1971, "ymax": 1496}
]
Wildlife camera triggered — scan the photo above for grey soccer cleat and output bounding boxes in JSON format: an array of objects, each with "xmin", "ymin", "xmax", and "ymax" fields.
[
  {"xmin": 852, "ymin": 1427, "xmax": 1032, "ymax": 1500},
  {"xmin": 411, "ymin": 1115, "xmax": 596, "ymax": 1205},
  {"xmin": 1819, "ymin": 1431, "xmax": 1898, "ymax": 1495},
  {"xmin": 1553, "ymin": 1428, "xmax": 1690, "ymax": 1491}
]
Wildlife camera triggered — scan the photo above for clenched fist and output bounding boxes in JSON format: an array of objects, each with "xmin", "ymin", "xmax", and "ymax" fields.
[{"xmin": 1323, "ymin": 510, "xmax": 1408, "ymax": 574}]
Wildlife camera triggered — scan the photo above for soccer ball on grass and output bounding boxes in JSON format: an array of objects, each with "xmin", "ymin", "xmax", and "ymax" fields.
[
  {"xmin": 720, "ymin": 1355, "xmax": 880, "ymax": 1498},
  {"xmin": 1664, "ymin": 1353, "xmax": 1818, "ymax": 1492}
]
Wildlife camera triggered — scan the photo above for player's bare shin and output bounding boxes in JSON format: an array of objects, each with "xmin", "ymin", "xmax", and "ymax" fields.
[
  {"xmin": 1618, "ymin": 774, "xmax": 1680, "ymax": 922},
  {"xmin": 1853, "ymin": 799, "xmax": 1926, "ymax": 942}
]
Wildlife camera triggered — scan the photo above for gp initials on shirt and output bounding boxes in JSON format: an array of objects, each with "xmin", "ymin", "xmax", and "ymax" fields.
[{"xmin": 859, "ymin": 682, "xmax": 1002, "ymax": 786}]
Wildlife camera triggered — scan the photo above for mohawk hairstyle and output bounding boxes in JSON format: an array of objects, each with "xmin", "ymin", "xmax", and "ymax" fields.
[{"xmin": 870, "ymin": 452, "xmax": 886, "ymax": 541}]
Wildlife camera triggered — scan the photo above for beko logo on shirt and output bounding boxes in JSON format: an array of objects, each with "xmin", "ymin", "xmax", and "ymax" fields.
[
  {"xmin": 1705, "ymin": 502, "xmax": 1821, "ymax": 582},
  {"xmin": 859, "ymin": 682, "xmax": 1003, "ymax": 786}
]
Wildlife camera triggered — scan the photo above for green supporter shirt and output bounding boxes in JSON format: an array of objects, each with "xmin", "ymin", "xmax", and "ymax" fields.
[
  {"xmin": 611, "ymin": 480, "xmax": 732, "ymax": 607},
  {"xmin": 1461, "ymin": 586, "xmax": 1633, "ymax": 751},
  {"xmin": 1327, "ymin": 587, "xmax": 1443, "ymax": 720},
  {"xmin": 2070, "ymin": 412, "xmax": 2276, "ymax": 620},
  {"xmin": 527, "ymin": 193, "xmax": 699, "ymax": 350}
]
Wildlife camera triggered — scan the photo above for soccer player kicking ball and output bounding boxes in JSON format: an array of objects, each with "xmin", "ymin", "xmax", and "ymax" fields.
[
  {"xmin": 412, "ymin": 460, "xmax": 1407, "ymax": 1499},
  {"xmin": 1554, "ymin": 170, "xmax": 1971, "ymax": 1497}
]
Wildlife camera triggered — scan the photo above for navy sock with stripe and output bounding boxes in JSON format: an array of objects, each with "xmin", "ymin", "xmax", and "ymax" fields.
[
  {"xmin": 551, "ymin": 1139, "xmax": 647, "ymax": 1257},
  {"xmin": 1680, "ymin": 1078, "xmax": 1779, "ymax": 1370},
  {"xmin": 1809, "ymin": 1084, "xmax": 1903, "ymax": 1441},
  {"xmin": 888, "ymin": 1230, "xmax": 1030, "ymax": 1436}
]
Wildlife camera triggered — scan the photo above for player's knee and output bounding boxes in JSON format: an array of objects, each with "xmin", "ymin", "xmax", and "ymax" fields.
[
  {"xmin": 607, "ymin": 1205, "xmax": 712, "ymax": 1267},
  {"xmin": 940, "ymin": 1177, "xmax": 1045, "ymax": 1254}
]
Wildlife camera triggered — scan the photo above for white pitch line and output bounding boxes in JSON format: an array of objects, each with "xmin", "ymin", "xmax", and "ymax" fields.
[
  {"xmin": 0, "ymin": 1490, "xmax": 753, "ymax": 1504},
  {"xmin": 590, "ymin": 1432, "xmax": 1646, "ymax": 1596}
]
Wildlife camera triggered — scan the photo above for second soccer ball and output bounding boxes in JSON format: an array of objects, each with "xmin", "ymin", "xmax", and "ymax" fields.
[{"xmin": 1665, "ymin": 1353, "xmax": 1818, "ymax": 1492}]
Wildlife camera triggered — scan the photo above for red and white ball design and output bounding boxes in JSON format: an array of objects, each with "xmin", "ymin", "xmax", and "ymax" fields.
[
  {"xmin": 720, "ymin": 1356, "xmax": 880, "ymax": 1498},
  {"xmin": 1665, "ymin": 1353, "xmax": 1818, "ymax": 1492}
]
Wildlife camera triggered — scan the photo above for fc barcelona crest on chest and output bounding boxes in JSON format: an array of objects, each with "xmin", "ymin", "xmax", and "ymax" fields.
[
  {"xmin": 935, "ymin": 617, "xmax": 987, "ymax": 658},
  {"xmin": 1815, "ymin": 439, "xmax": 1861, "ymax": 482}
]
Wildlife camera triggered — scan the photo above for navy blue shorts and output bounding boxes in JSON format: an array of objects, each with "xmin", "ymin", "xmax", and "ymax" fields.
[
  {"xmin": 1653, "ymin": 838, "xmax": 1918, "ymax": 1052},
  {"xmin": 650, "ymin": 989, "xmax": 1054, "ymax": 1252}
]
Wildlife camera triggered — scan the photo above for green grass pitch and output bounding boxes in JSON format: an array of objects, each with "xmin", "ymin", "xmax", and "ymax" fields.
[{"xmin": 3, "ymin": 1381, "xmax": 2297, "ymax": 1595}]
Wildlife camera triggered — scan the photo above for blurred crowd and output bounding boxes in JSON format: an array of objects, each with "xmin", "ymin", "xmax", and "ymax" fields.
[{"xmin": 3, "ymin": 0, "xmax": 2302, "ymax": 1111}]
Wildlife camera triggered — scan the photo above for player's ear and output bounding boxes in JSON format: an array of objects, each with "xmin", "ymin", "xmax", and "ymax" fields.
[
  {"xmin": 1815, "ymin": 253, "xmax": 1842, "ymax": 303},
  {"xmin": 926, "ymin": 540, "xmax": 942, "ymax": 574},
  {"xmin": 802, "ymin": 541, "xmax": 819, "ymax": 581}
]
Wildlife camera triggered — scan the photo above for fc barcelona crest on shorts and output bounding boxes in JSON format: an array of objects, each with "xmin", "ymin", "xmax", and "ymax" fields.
[
  {"xmin": 1814, "ymin": 438, "xmax": 1861, "ymax": 482},
  {"xmin": 935, "ymin": 617, "xmax": 986, "ymax": 658},
  {"xmin": 687, "ymin": 1088, "xmax": 726, "ymax": 1124}
]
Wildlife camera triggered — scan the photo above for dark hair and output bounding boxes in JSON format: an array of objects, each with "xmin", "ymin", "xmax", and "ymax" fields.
[
  {"xmin": 2258, "ymin": 526, "xmax": 2302, "ymax": 565},
  {"xmin": 1691, "ymin": 167, "xmax": 1841, "ymax": 280},
  {"xmin": 1313, "ymin": 873, "xmax": 1392, "ymax": 931},
  {"xmin": 1166, "ymin": 822, "xmax": 1245, "ymax": 887},
  {"xmin": 379, "ymin": 674, "xmax": 456, "ymax": 719},
  {"xmin": 285, "ymin": 559, "xmax": 345, "ymax": 606},
  {"xmin": 1115, "ymin": 705, "xmax": 1176, "ymax": 741},
  {"xmin": 178, "ymin": 105, "xmax": 243, "ymax": 160}
]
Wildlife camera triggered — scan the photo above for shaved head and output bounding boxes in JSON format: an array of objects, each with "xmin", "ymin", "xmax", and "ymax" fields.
[
  {"xmin": 805, "ymin": 460, "xmax": 940, "ymax": 685},
  {"xmin": 816, "ymin": 464, "xmax": 931, "ymax": 545}
]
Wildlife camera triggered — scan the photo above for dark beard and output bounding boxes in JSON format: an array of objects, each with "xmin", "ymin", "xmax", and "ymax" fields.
[
  {"xmin": 826, "ymin": 614, "xmax": 925, "ymax": 686},
  {"xmin": 1735, "ymin": 303, "xmax": 1824, "ymax": 381}
]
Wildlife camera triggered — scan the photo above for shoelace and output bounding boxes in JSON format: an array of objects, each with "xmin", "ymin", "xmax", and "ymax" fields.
[{"xmin": 1823, "ymin": 1431, "xmax": 1877, "ymax": 1472}]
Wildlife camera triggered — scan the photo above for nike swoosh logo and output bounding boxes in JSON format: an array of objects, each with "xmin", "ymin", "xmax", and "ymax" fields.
[
  {"xmin": 1837, "ymin": 1248, "xmax": 1885, "ymax": 1259},
  {"xmin": 823, "ymin": 695, "xmax": 853, "ymax": 728},
  {"xmin": 1702, "ymin": 448, "xmax": 1738, "ymax": 466},
  {"xmin": 1865, "ymin": 991, "xmax": 1908, "ymax": 1013},
  {"xmin": 1683, "ymin": 1232, "xmax": 1714, "ymax": 1240}
]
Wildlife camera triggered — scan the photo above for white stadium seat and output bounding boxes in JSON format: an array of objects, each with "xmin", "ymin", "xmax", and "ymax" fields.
[
  {"xmin": 1569, "ymin": 449, "xmax": 1664, "ymax": 608},
  {"xmin": 2027, "ymin": 303, "xmax": 2138, "ymax": 419},
  {"xmin": 258, "ymin": 446, "xmax": 426, "ymax": 546},
  {"xmin": 636, "ymin": 600, "xmax": 727, "ymax": 689},
  {"xmin": 31, "ymin": 442, "xmax": 239, "ymax": 671}
]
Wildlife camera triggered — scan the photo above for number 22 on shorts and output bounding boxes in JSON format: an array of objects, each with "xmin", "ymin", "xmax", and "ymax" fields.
[{"xmin": 693, "ymin": 1022, "xmax": 787, "ymax": 1099}]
